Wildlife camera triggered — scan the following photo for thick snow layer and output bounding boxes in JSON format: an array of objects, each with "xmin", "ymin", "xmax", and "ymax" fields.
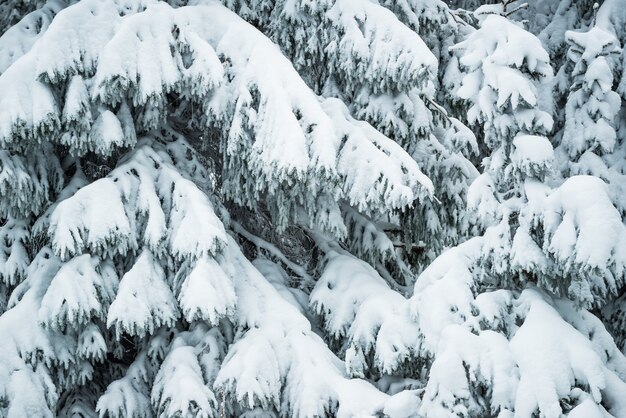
[
  {"xmin": 509, "ymin": 134, "xmax": 554, "ymax": 181},
  {"xmin": 49, "ymin": 141, "xmax": 228, "ymax": 262},
  {"xmin": 313, "ymin": 235, "xmax": 626, "ymax": 417},
  {"xmin": 2, "ymin": 152, "xmax": 405, "ymax": 418},
  {"xmin": 466, "ymin": 173, "xmax": 500, "ymax": 226},
  {"xmin": 542, "ymin": 176, "xmax": 625, "ymax": 269},
  {"xmin": 566, "ymin": 27, "xmax": 620, "ymax": 66},
  {"xmin": 39, "ymin": 254, "xmax": 116, "ymax": 331},
  {"xmin": 223, "ymin": 0, "xmax": 438, "ymax": 95},
  {"xmin": 49, "ymin": 176, "xmax": 133, "ymax": 259},
  {"xmin": 107, "ymin": 250, "xmax": 178, "ymax": 339},
  {"xmin": 215, "ymin": 236, "xmax": 395, "ymax": 417},
  {"xmin": 470, "ymin": 171, "xmax": 626, "ymax": 309},
  {"xmin": 511, "ymin": 289, "xmax": 626, "ymax": 418},
  {"xmin": 323, "ymin": 98, "xmax": 433, "ymax": 213},
  {"xmin": 562, "ymin": 26, "xmax": 621, "ymax": 182},
  {"xmin": 178, "ymin": 256, "xmax": 237, "ymax": 325},
  {"xmin": 0, "ymin": 0, "xmax": 432, "ymax": 237},
  {"xmin": 311, "ymin": 251, "xmax": 418, "ymax": 375},
  {"xmin": 323, "ymin": 0, "xmax": 438, "ymax": 93},
  {"xmin": 380, "ymin": 0, "xmax": 457, "ymax": 35},
  {"xmin": 0, "ymin": 0, "xmax": 70, "ymax": 75},
  {"xmin": 151, "ymin": 344, "xmax": 217, "ymax": 418},
  {"xmin": 0, "ymin": 217, "xmax": 29, "ymax": 287},
  {"xmin": 0, "ymin": 250, "xmax": 71, "ymax": 418},
  {"xmin": 454, "ymin": 14, "xmax": 554, "ymax": 149},
  {"xmin": 96, "ymin": 352, "xmax": 152, "ymax": 418},
  {"xmin": 530, "ymin": 176, "xmax": 626, "ymax": 305},
  {"xmin": 410, "ymin": 238, "xmax": 484, "ymax": 351}
]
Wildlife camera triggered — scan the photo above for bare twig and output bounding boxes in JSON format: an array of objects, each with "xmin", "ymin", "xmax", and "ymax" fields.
[
  {"xmin": 393, "ymin": 242, "xmax": 427, "ymax": 254},
  {"xmin": 221, "ymin": 388, "xmax": 226, "ymax": 418},
  {"xmin": 504, "ymin": 2, "xmax": 528, "ymax": 17},
  {"xmin": 231, "ymin": 220, "xmax": 314, "ymax": 287}
]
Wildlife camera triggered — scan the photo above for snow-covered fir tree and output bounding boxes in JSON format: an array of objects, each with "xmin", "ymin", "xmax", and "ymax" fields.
[{"xmin": 1, "ymin": 1, "xmax": 626, "ymax": 418}]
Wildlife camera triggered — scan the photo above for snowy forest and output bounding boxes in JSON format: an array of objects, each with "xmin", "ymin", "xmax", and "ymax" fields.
[{"xmin": 0, "ymin": 0, "xmax": 626, "ymax": 417}]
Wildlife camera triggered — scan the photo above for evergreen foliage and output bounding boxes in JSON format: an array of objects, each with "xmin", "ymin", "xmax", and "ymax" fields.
[{"xmin": 0, "ymin": 1, "xmax": 625, "ymax": 418}]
